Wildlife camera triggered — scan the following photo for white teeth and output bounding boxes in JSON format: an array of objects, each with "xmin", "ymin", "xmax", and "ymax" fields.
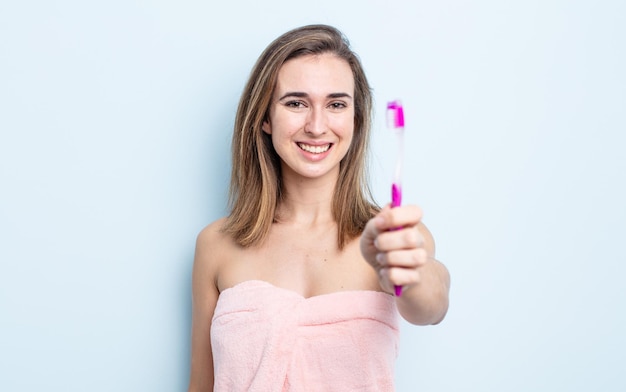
[{"xmin": 298, "ymin": 143, "xmax": 331, "ymax": 154}]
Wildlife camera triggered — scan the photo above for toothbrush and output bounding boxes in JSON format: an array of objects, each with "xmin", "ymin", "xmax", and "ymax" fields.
[{"xmin": 387, "ymin": 100, "xmax": 404, "ymax": 297}]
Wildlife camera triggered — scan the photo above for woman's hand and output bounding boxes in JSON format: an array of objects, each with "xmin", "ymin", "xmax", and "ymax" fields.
[
  {"xmin": 360, "ymin": 204, "xmax": 430, "ymax": 295},
  {"xmin": 361, "ymin": 204, "xmax": 450, "ymax": 324}
]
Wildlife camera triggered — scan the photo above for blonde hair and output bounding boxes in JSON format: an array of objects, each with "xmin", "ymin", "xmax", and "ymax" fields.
[{"xmin": 223, "ymin": 24, "xmax": 378, "ymax": 249}]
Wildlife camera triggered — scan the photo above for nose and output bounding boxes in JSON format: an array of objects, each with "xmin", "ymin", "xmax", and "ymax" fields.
[{"xmin": 304, "ymin": 106, "xmax": 327, "ymax": 136}]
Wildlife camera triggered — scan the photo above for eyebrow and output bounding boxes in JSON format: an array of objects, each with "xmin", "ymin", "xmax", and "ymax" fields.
[{"xmin": 278, "ymin": 92, "xmax": 353, "ymax": 100}]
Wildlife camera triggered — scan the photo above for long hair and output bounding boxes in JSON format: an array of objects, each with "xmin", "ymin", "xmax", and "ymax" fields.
[{"xmin": 223, "ymin": 24, "xmax": 378, "ymax": 249}]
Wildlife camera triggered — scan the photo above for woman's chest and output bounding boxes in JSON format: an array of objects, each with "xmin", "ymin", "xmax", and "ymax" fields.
[{"xmin": 218, "ymin": 236, "xmax": 380, "ymax": 297}]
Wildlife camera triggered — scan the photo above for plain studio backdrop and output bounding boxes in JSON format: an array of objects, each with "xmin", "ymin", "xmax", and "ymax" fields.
[{"xmin": 1, "ymin": 1, "xmax": 624, "ymax": 391}]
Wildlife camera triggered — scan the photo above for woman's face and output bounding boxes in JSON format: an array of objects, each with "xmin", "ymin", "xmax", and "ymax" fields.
[{"xmin": 262, "ymin": 53, "xmax": 355, "ymax": 183}]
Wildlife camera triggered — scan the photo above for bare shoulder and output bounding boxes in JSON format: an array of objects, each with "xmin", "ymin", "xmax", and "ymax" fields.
[
  {"xmin": 194, "ymin": 217, "xmax": 234, "ymax": 276},
  {"xmin": 197, "ymin": 217, "xmax": 229, "ymax": 245},
  {"xmin": 189, "ymin": 217, "xmax": 232, "ymax": 391},
  {"xmin": 196, "ymin": 217, "xmax": 229, "ymax": 250}
]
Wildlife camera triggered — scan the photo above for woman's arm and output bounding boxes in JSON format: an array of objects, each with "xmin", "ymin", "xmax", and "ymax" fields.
[
  {"xmin": 188, "ymin": 224, "xmax": 221, "ymax": 391},
  {"xmin": 360, "ymin": 205, "xmax": 451, "ymax": 325}
]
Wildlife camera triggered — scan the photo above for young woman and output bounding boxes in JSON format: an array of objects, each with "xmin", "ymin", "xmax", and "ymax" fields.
[{"xmin": 188, "ymin": 24, "xmax": 450, "ymax": 391}]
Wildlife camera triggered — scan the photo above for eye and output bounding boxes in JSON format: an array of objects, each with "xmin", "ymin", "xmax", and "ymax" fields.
[
  {"xmin": 285, "ymin": 100, "xmax": 307, "ymax": 108},
  {"xmin": 329, "ymin": 101, "xmax": 347, "ymax": 110}
]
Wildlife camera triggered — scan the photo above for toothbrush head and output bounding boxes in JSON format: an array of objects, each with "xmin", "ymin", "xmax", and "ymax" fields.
[{"xmin": 386, "ymin": 100, "xmax": 405, "ymax": 129}]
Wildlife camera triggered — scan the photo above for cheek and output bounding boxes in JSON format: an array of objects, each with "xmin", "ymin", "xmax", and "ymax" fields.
[
  {"xmin": 339, "ymin": 119, "xmax": 355, "ymax": 141},
  {"xmin": 330, "ymin": 113, "xmax": 355, "ymax": 136},
  {"xmin": 274, "ymin": 115, "xmax": 303, "ymax": 138},
  {"xmin": 340, "ymin": 116, "xmax": 357, "ymax": 151},
  {"xmin": 270, "ymin": 125, "xmax": 293, "ymax": 154}
]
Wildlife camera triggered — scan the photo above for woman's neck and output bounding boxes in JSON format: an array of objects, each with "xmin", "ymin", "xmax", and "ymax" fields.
[{"xmin": 276, "ymin": 171, "xmax": 338, "ymax": 226}]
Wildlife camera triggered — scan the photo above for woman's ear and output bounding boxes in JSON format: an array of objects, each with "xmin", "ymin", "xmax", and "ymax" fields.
[{"xmin": 262, "ymin": 120, "xmax": 271, "ymax": 134}]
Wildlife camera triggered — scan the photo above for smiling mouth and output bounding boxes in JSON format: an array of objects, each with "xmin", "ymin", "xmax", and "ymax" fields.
[{"xmin": 297, "ymin": 143, "xmax": 332, "ymax": 154}]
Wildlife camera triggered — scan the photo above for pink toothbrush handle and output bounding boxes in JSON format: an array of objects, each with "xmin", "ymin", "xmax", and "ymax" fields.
[
  {"xmin": 388, "ymin": 100, "xmax": 405, "ymax": 297},
  {"xmin": 391, "ymin": 183, "xmax": 403, "ymax": 296},
  {"xmin": 391, "ymin": 183, "xmax": 402, "ymax": 208}
]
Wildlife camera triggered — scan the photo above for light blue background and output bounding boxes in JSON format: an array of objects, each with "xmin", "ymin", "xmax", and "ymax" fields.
[{"xmin": 1, "ymin": 1, "xmax": 624, "ymax": 391}]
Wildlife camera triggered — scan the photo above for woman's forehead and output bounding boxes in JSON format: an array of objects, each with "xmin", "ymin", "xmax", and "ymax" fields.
[{"xmin": 274, "ymin": 54, "xmax": 354, "ymax": 98}]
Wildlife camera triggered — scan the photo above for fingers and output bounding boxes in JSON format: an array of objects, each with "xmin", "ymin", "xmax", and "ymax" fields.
[
  {"xmin": 374, "ymin": 227, "xmax": 428, "ymax": 291},
  {"xmin": 374, "ymin": 204, "xmax": 423, "ymax": 232},
  {"xmin": 378, "ymin": 266, "xmax": 421, "ymax": 289},
  {"xmin": 375, "ymin": 247, "xmax": 429, "ymax": 269},
  {"xmin": 375, "ymin": 224, "xmax": 424, "ymax": 252},
  {"xmin": 373, "ymin": 205, "xmax": 427, "ymax": 291},
  {"xmin": 371, "ymin": 204, "xmax": 427, "ymax": 269},
  {"xmin": 362, "ymin": 204, "xmax": 431, "ymax": 292}
]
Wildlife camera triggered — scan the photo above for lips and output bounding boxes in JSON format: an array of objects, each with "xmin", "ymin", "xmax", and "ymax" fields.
[{"xmin": 297, "ymin": 143, "xmax": 332, "ymax": 154}]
